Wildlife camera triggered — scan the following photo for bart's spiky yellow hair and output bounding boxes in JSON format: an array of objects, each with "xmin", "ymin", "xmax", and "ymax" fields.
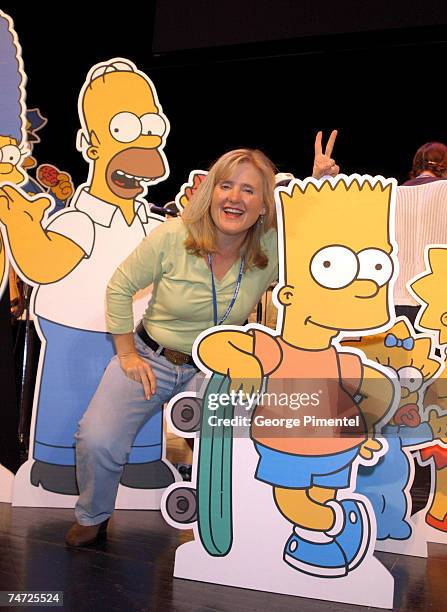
[
  {"xmin": 276, "ymin": 176, "xmax": 395, "ymax": 276},
  {"xmin": 279, "ymin": 177, "xmax": 393, "ymax": 232}
]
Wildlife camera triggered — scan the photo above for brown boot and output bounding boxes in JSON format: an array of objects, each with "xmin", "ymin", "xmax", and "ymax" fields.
[{"xmin": 65, "ymin": 519, "xmax": 109, "ymax": 547}]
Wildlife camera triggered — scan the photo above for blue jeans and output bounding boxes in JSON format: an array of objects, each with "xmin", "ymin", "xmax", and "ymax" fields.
[{"xmin": 74, "ymin": 333, "xmax": 201, "ymax": 525}]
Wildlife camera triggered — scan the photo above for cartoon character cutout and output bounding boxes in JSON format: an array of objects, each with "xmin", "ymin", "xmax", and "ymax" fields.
[
  {"xmin": 22, "ymin": 108, "xmax": 74, "ymax": 213},
  {"xmin": 175, "ymin": 170, "xmax": 207, "ymax": 211},
  {"xmin": 0, "ymin": 10, "xmax": 28, "ymax": 299},
  {"xmin": 410, "ymin": 246, "xmax": 447, "ymax": 532},
  {"xmin": 0, "ymin": 58, "xmax": 172, "ymax": 502},
  {"xmin": 166, "ymin": 175, "xmax": 399, "ymax": 585},
  {"xmin": 343, "ymin": 318, "xmax": 445, "ymax": 541}
]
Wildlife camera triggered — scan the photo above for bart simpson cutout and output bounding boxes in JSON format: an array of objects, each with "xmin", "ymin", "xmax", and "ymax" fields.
[
  {"xmin": 0, "ymin": 58, "xmax": 173, "ymax": 507},
  {"xmin": 410, "ymin": 246, "xmax": 447, "ymax": 535},
  {"xmin": 343, "ymin": 318, "xmax": 445, "ymax": 545},
  {"xmin": 162, "ymin": 175, "xmax": 398, "ymax": 606}
]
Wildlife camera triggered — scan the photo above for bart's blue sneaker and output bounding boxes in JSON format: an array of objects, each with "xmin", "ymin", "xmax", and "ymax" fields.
[
  {"xmin": 283, "ymin": 531, "xmax": 347, "ymax": 577},
  {"xmin": 333, "ymin": 499, "xmax": 371, "ymax": 571}
]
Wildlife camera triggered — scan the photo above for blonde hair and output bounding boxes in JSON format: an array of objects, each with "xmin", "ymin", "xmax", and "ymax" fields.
[{"xmin": 182, "ymin": 149, "xmax": 276, "ymax": 270}]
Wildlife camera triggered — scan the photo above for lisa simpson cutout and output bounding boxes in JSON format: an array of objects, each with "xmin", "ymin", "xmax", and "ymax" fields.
[{"xmin": 410, "ymin": 246, "xmax": 447, "ymax": 533}]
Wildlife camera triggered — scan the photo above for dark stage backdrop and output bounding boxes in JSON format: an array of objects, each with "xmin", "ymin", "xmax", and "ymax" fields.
[
  {"xmin": 1, "ymin": 2, "xmax": 447, "ymax": 205},
  {"xmin": 153, "ymin": 0, "xmax": 447, "ymax": 53}
]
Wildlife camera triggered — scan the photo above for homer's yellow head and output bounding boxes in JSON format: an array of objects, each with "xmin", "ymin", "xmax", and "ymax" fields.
[
  {"xmin": 277, "ymin": 177, "xmax": 396, "ymax": 336},
  {"xmin": 0, "ymin": 135, "xmax": 26, "ymax": 185},
  {"xmin": 78, "ymin": 60, "xmax": 169, "ymax": 203},
  {"xmin": 411, "ymin": 247, "xmax": 447, "ymax": 346}
]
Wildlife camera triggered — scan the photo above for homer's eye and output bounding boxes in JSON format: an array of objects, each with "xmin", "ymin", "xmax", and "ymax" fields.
[
  {"xmin": 310, "ymin": 245, "xmax": 358, "ymax": 289},
  {"xmin": 397, "ymin": 366, "xmax": 423, "ymax": 393},
  {"xmin": 0, "ymin": 144, "xmax": 21, "ymax": 166},
  {"xmin": 109, "ymin": 112, "xmax": 141, "ymax": 143},
  {"xmin": 140, "ymin": 113, "xmax": 166, "ymax": 137},
  {"xmin": 357, "ymin": 248, "xmax": 393, "ymax": 286}
]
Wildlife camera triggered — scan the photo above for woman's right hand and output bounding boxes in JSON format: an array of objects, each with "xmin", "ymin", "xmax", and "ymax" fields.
[{"xmin": 119, "ymin": 353, "xmax": 157, "ymax": 400}]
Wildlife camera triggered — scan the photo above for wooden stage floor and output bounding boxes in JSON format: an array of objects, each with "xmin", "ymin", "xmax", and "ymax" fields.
[{"xmin": 0, "ymin": 439, "xmax": 445, "ymax": 611}]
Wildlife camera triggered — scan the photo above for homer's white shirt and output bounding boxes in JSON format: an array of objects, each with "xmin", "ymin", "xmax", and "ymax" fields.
[{"xmin": 33, "ymin": 188, "xmax": 163, "ymax": 331}]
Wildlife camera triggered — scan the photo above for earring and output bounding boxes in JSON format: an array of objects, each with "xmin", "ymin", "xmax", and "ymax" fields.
[{"xmin": 259, "ymin": 215, "xmax": 264, "ymax": 225}]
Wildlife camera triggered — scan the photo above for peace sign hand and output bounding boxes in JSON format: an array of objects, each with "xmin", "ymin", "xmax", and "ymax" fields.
[{"xmin": 312, "ymin": 130, "xmax": 340, "ymax": 179}]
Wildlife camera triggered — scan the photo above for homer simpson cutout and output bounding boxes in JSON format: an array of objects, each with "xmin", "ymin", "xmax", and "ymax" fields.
[
  {"xmin": 0, "ymin": 58, "xmax": 173, "ymax": 509},
  {"xmin": 409, "ymin": 246, "xmax": 447, "ymax": 542},
  {"xmin": 343, "ymin": 318, "xmax": 446, "ymax": 556},
  {"xmin": 162, "ymin": 175, "xmax": 398, "ymax": 608}
]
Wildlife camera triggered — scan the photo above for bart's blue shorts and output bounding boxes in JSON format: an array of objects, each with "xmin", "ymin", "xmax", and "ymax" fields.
[{"xmin": 254, "ymin": 443, "xmax": 360, "ymax": 489}]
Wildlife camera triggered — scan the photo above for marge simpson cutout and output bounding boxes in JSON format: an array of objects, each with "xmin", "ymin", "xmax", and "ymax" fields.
[
  {"xmin": 410, "ymin": 246, "xmax": 447, "ymax": 533},
  {"xmin": 0, "ymin": 59, "xmax": 171, "ymax": 499},
  {"xmin": 0, "ymin": 10, "xmax": 28, "ymax": 299},
  {"xmin": 344, "ymin": 318, "xmax": 445, "ymax": 542},
  {"xmin": 196, "ymin": 175, "xmax": 398, "ymax": 578}
]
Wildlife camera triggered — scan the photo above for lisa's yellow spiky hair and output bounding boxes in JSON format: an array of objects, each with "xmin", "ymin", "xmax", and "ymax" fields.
[{"xmin": 411, "ymin": 247, "xmax": 447, "ymax": 345}]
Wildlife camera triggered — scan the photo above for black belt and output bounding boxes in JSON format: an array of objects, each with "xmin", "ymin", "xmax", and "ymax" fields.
[{"xmin": 136, "ymin": 322, "xmax": 196, "ymax": 367}]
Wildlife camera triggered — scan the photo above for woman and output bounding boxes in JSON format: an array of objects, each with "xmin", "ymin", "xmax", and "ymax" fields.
[
  {"xmin": 65, "ymin": 136, "xmax": 338, "ymax": 546},
  {"xmin": 394, "ymin": 141, "xmax": 447, "ymax": 323}
]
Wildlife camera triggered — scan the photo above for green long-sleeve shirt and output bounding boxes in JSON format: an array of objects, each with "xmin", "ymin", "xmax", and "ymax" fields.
[{"xmin": 106, "ymin": 218, "xmax": 278, "ymax": 354}]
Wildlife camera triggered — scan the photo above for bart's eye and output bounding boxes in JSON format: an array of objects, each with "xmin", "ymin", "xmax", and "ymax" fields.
[
  {"xmin": 357, "ymin": 248, "xmax": 393, "ymax": 286},
  {"xmin": 0, "ymin": 144, "xmax": 21, "ymax": 166},
  {"xmin": 140, "ymin": 113, "xmax": 166, "ymax": 137},
  {"xmin": 109, "ymin": 112, "xmax": 141, "ymax": 143},
  {"xmin": 310, "ymin": 245, "xmax": 359, "ymax": 289},
  {"xmin": 397, "ymin": 366, "xmax": 423, "ymax": 393}
]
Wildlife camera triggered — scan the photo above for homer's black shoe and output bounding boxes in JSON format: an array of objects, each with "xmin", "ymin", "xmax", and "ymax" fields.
[
  {"xmin": 30, "ymin": 460, "xmax": 79, "ymax": 495},
  {"xmin": 120, "ymin": 460, "xmax": 176, "ymax": 489}
]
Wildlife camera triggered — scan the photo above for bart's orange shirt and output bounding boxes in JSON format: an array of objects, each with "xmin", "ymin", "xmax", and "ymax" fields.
[{"xmin": 251, "ymin": 330, "xmax": 366, "ymax": 456}]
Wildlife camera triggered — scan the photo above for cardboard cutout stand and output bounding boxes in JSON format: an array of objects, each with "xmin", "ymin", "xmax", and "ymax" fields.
[
  {"xmin": 1, "ymin": 52, "xmax": 177, "ymax": 509},
  {"xmin": 162, "ymin": 175, "xmax": 399, "ymax": 608},
  {"xmin": 344, "ymin": 316, "xmax": 446, "ymax": 558},
  {"xmin": 409, "ymin": 245, "xmax": 447, "ymax": 544}
]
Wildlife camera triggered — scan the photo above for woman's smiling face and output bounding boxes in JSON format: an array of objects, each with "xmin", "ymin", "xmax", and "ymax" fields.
[{"xmin": 210, "ymin": 161, "xmax": 266, "ymax": 243}]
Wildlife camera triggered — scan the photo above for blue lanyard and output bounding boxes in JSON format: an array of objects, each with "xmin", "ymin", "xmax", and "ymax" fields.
[{"xmin": 208, "ymin": 254, "xmax": 245, "ymax": 326}]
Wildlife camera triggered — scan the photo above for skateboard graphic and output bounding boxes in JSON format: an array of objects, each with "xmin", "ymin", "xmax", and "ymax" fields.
[{"xmin": 165, "ymin": 373, "xmax": 234, "ymax": 556}]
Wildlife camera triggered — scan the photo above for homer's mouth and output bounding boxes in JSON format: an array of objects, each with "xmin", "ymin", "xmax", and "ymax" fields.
[
  {"xmin": 106, "ymin": 147, "xmax": 165, "ymax": 199},
  {"xmin": 110, "ymin": 170, "xmax": 156, "ymax": 190}
]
